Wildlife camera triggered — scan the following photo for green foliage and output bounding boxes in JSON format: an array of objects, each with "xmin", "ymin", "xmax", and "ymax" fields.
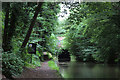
[
  {"xmin": 2, "ymin": 2, "xmax": 60, "ymax": 79},
  {"xmin": 24, "ymin": 62, "xmax": 36, "ymax": 68},
  {"xmin": 46, "ymin": 33, "xmax": 60, "ymax": 54},
  {"xmin": 29, "ymin": 2, "xmax": 60, "ymax": 53},
  {"xmin": 2, "ymin": 2, "xmax": 33, "ymax": 52},
  {"xmin": 63, "ymin": 2, "xmax": 120, "ymax": 63},
  {"xmin": 48, "ymin": 60, "xmax": 59, "ymax": 71},
  {"xmin": 2, "ymin": 52, "xmax": 24, "ymax": 77},
  {"xmin": 32, "ymin": 54, "xmax": 41, "ymax": 67},
  {"xmin": 20, "ymin": 50, "xmax": 41, "ymax": 67},
  {"xmin": 36, "ymin": 50, "xmax": 41, "ymax": 57}
]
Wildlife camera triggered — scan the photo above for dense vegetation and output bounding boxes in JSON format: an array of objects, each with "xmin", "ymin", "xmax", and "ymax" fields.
[
  {"xmin": 2, "ymin": 2, "xmax": 60, "ymax": 79},
  {"xmin": 1, "ymin": 2, "xmax": 120, "ymax": 79},
  {"xmin": 63, "ymin": 2, "xmax": 120, "ymax": 63}
]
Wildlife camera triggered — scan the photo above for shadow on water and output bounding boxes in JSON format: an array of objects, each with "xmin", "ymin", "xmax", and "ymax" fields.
[{"xmin": 58, "ymin": 61, "xmax": 120, "ymax": 78}]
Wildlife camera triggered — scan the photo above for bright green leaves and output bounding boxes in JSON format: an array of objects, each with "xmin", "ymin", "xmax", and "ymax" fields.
[{"xmin": 48, "ymin": 60, "xmax": 59, "ymax": 71}]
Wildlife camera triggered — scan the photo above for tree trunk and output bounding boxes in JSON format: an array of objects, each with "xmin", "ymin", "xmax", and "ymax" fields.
[
  {"xmin": 3, "ymin": 3, "xmax": 18, "ymax": 52},
  {"xmin": 2, "ymin": 3, "xmax": 10, "ymax": 52},
  {"xmin": 21, "ymin": 2, "xmax": 43, "ymax": 48}
]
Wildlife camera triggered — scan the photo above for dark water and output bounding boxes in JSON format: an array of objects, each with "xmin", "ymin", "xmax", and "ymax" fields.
[{"xmin": 58, "ymin": 62, "xmax": 120, "ymax": 78}]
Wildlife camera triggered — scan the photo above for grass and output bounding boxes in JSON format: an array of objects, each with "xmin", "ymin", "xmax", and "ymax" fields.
[{"xmin": 47, "ymin": 60, "xmax": 59, "ymax": 71}]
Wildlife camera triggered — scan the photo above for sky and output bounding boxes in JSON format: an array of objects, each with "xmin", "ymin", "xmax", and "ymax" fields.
[{"xmin": 57, "ymin": 3, "xmax": 70, "ymax": 22}]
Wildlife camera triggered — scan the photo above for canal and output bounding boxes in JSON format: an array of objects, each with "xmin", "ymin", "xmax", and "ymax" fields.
[{"xmin": 58, "ymin": 61, "xmax": 120, "ymax": 78}]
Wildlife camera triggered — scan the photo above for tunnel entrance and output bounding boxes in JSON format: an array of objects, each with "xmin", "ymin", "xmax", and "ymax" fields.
[{"xmin": 58, "ymin": 49, "xmax": 71, "ymax": 62}]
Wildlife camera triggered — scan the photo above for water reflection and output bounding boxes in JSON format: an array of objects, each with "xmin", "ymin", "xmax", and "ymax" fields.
[{"xmin": 58, "ymin": 62, "xmax": 120, "ymax": 78}]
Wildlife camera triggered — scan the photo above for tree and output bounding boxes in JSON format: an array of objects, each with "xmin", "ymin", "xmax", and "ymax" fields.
[
  {"xmin": 2, "ymin": 3, "xmax": 10, "ymax": 52},
  {"xmin": 2, "ymin": 2, "xmax": 34, "ymax": 52},
  {"xmin": 21, "ymin": 2, "xmax": 43, "ymax": 48},
  {"xmin": 28, "ymin": 2, "xmax": 60, "ymax": 54},
  {"xmin": 2, "ymin": 2, "xmax": 43, "ymax": 79},
  {"xmin": 63, "ymin": 2, "xmax": 120, "ymax": 63}
]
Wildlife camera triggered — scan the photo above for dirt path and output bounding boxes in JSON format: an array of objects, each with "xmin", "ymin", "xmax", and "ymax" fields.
[{"xmin": 17, "ymin": 61, "xmax": 63, "ymax": 79}]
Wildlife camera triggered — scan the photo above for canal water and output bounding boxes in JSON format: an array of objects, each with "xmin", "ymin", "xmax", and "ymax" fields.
[{"xmin": 58, "ymin": 61, "xmax": 120, "ymax": 78}]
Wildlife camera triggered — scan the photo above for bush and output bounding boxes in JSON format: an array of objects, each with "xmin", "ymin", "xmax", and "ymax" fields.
[
  {"xmin": 22, "ymin": 52, "xmax": 41, "ymax": 68},
  {"xmin": 2, "ymin": 52, "xmax": 24, "ymax": 78},
  {"xmin": 32, "ymin": 54, "xmax": 41, "ymax": 67}
]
